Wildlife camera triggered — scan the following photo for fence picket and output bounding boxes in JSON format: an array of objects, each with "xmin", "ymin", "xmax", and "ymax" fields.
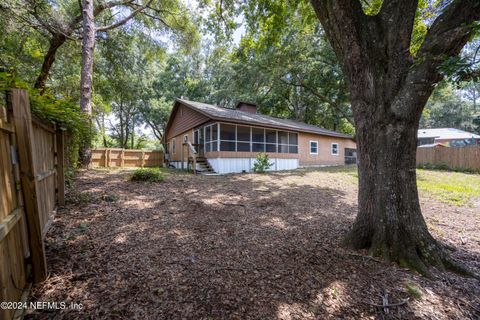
[
  {"xmin": 91, "ymin": 148, "xmax": 163, "ymax": 168},
  {"xmin": 416, "ymin": 146, "xmax": 480, "ymax": 171}
]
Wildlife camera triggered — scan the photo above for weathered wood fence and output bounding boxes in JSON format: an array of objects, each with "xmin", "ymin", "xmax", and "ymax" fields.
[
  {"xmin": 416, "ymin": 145, "xmax": 480, "ymax": 171},
  {"xmin": 0, "ymin": 89, "xmax": 65, "ymax": 320},
  {"xmin": 91, "ymin": 148, "xmax": 163, "ymax": 168}
]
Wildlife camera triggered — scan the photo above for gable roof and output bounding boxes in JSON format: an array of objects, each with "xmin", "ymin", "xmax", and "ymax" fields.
[
  {"xmin": 174, "ymin": 98, "xmax": 354, "ymax": 139},
  {"xmin": 418, "ymin": 128, "xmax": 480, "ymax": 140}
]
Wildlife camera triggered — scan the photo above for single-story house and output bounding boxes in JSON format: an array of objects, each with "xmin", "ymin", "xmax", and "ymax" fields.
[
  {"xmin": 417, "ymin": 128, "xmax": 480, "ymax": 147},
  {"xmin": 162, "ymin": 99, "xmax": 357, "ymax": 174}
]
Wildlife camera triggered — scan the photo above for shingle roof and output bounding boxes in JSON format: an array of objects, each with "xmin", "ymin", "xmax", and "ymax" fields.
[
  {"xmin": 177, "ymin": 98, "xmax": 353, "ymax": 139},
  {"xmin": 418, "ymin": 128, "xmax": 480, "ymax": 140}
]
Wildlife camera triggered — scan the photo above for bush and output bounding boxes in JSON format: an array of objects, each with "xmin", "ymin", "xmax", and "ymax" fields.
[
  {"xmin": 131, "ymin": 168, "xmax": 164, "ymax": 182},
  {"xmin": 252, "ymin": 153, "xmax": 274, "ymax": 173},
  {"xmin": 1, "ymin": 70, "xmax": 93, "ymax": 168}
]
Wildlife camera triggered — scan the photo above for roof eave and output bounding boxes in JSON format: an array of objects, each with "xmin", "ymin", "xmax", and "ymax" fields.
[{"xmin": 177, "ymin": 99, "xmax": 355, "ymax": 140}]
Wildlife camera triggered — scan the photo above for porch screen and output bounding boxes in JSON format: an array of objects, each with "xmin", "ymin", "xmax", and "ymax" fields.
[
  {"xmin": 204, "ymin": 124, "xmax": 218, "ymax": 152},
  {"xmin": 218, "ymin": 123, "xmax": 298, "ymax": 154}
]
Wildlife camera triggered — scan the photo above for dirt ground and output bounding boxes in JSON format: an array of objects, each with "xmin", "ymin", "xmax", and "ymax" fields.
[{"xmin": 27, "ymin": 168, "xmax": 479, "ymax": 319}]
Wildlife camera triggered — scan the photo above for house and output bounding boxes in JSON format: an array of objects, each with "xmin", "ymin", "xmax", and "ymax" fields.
[
  {"xmin": 417, "ymin": 128, "xmax": 480, "ymax": 147},
  {"xmin": 162, "ymin": 99, "xmax": 357, "ymax": 174}
]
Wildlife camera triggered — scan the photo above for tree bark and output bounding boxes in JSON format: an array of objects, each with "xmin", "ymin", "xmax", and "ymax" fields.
[
  {"xmin": 80, "ymin": 0, "xmax": 95, "ymax": 116},
  {"xmin": 310, "ymin": 0, "xmax": 480, "ymax": 276},
  {"xmin": 34, "ymin": 34, "xmax": 67, "ymax": 91},
  {"xmin": 347, "ymin": 112, "xmax": 448, "ymax": 275},
  {"xmin": 79, "ymin": 0, "xmax": 96, "ymax": 166}
]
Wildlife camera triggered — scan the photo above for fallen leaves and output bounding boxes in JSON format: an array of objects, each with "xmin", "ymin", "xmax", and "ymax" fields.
[{"xmin": 26, "ymin": 169, "xmax": 480, "ymax": 320}]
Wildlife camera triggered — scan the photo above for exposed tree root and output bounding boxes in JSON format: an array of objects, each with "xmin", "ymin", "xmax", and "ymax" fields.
[{"xmin": 345, "ymin": 228, "xmax": 479, "ymax": 280}]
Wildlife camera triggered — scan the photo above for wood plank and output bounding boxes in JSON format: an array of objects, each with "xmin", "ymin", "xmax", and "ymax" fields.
[
  {"xmin": 56, "ymin": 130, "xmax": 65, "ymax": 205},
  {"xmin": 0, "ymin": 208, "xmax": 22, "ymax": 242},
  {"xmin": 31, "ymin": 116, "xmax": 55, "ymax": 134},
  {"xmin": 11, "ymin": 89, "xmax": 47, "ymax": 283},
  {"xmin": 12, "ymin": 282, "xmax": 32, "ymax": 320},
  {"xmin": 35, "ymin": 168, "xmax": 56, "ymax": 182},
  {"xmin": 0, "ymin": 119, "xmax": 15, "ymax": 133}
]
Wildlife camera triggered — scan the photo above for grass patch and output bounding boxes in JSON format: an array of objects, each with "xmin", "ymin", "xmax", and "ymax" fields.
[
  {"xmin": 416, "ymin": 169, "xmax": 480, "ymax": 206},
  {"xmin": 304, "ymin": 166, "xmax": 479, "ymax": 206},
  {"xmin": 131, "ymin": 168, "xmax": 165, "ymax": 182}
]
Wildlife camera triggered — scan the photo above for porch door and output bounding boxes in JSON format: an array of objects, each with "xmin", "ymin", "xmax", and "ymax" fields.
[{"xmin": 194, "ymin": 129, "xmax": 204, "ymax": 156}]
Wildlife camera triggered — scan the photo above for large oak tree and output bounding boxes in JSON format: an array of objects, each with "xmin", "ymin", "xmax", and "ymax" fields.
[{"xmin": 310, "ymin": 0, "xmax": 480, "ymax": 275}]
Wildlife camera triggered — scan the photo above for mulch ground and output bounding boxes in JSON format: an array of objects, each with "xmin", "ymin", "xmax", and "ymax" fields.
[{"xmin": 26, "ymin": 169, "xmax": 480, "ymax": 319}]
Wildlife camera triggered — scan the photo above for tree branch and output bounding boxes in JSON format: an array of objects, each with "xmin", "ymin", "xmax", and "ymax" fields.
[
  {"xmin": 394, "ymin": 0, "xmax": 480, "ymax": 118},
  {"xmin": 96, "ymin": 0, "xmax": 153, "ymax": 32},
  {"xmin": 278, "ymin": 77, "xmax": 354, "ymax": 125},
  {"xmin": 309, "ymin": 0, "xmax": 367, "ymax": 69}
]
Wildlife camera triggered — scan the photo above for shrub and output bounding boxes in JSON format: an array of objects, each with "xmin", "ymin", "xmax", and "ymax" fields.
[
  {"xmin": 1, "ymin": 70, "xmax": 93, "ymax": 168},
  {"xmin": 131, "ymin": 168, "xmax": 164, "ymax": 182},
  {"xmin": 252, "ymin": 153, "xmax": 274, "ymax": 173}
]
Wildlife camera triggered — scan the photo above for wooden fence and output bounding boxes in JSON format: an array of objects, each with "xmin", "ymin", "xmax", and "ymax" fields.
[
  {"xmin": 416, "ymin": 145, "xmax": 480, "ymax": 171},
  {"xmin": 0, "ymin": 89, "xmax": 65, "ymax": 320},
  {"xmin": 91, "ymin": 148, "xmax": 163, "ymax": 168}
]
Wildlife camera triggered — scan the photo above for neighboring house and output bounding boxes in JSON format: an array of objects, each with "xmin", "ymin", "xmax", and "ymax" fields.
[
  {"xmin": 162, "ymin": 99, "xmax": 357, "ymax": 174},
  {"xmin": 417, "ymin": 128, "xmax": 480, "ymax": 147}
]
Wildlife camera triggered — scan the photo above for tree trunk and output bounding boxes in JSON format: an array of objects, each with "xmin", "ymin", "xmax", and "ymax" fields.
[
  {"xmin": 80, "ymin": 0, "xmax": 95, "ymax": 115},
  {"xmin": 309, "ymin": 0, "xmax": 480, "ymax": 277},
  {"xmin": 345, "ymin": 114, "xmax": 449, "ymax": 275},
  {"xmin": 78, "ymin": 0, "xmax": 95, "ymax": 167},
  {"xmin": 34, "ymin": 34, "xmax": 67, "ymax": 91}
]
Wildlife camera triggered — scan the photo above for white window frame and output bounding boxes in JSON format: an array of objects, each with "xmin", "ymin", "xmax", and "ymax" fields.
[
  {"xmin": 172, "ymin": 138, "xmax": 176, "ymax": 154},
  {"xmin": 310, "ymin": 140, "xmax": 318, "ymax": 155},
  {"xmin": 331, "ymin": 142, "xmax": 339, "ymax": 156}
]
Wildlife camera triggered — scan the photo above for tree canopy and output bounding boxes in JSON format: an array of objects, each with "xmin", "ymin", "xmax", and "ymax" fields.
[{"xmin": 1, "ymin": 0, "xmax": 478, "ymax": 150}]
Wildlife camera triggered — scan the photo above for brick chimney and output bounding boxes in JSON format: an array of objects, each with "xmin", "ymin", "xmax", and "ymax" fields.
[{"xmin": 236, "ymin": 101, "xmax": 257, "ymax": 113}]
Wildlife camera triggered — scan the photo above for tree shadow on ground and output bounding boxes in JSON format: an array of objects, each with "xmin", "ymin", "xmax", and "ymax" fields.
[{"xmin": 27, "ymin": 169, "xmax": 480, "ymax": 320}]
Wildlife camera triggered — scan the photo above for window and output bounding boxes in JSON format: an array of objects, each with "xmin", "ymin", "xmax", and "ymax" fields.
[
  {"xmin": 237, "ymin": 142, "xmax": 250, "ymax": 152},
  {"xmin": 252, "ymin": 128, "xmax": 265, "ymax": 142},
  {"xmin": 220, "ymin": 124, "xmax": 236, "ymax": 140},
  {"xmin": 276, "ymin": 131, "xmax": 298, "ymax": 154},
  {"xmin": 331, "ymin": 143, "xmax": 339, "ymax": 156},
  {"xmin": 236, "ymin": 126, "xmax": 251, "ymax": 152},
  {"xmin": 237, "ymin": 126, "xmax": 250, "ymax": 141},
  {"xmin": 172, "ymin": 138, "xmax": 176, "ymax": 154},
  {"xmin": 221, "ymin": 141, "xmax": 235, "ymax": 151},
  {"xmin": 204, "ymin": 123, "xmax": 218, "ymax": 152},
  {"xmin": 266, "ymin": 129, "xmax": 276, "ymax": 152},
  {"xmin": 310, "ymin": 141, "xmax": 318, "ymax": 154},
  {"xmin": 220, "ymin": 123, "xmax": 237, "ymax": 151},
  {"xmin": 216, "ymin": 123, "xmax": 298, "ymax": 154}
]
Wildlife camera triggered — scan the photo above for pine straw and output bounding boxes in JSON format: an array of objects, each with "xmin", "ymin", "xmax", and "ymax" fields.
[{"xmin": 26, "ymin": 169, "xmax": 479, "ymax": 319}]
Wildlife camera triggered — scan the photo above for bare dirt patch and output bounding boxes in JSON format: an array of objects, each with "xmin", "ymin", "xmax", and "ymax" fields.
[{"xmin": 27, "ymin": 168, "xmax": 480, "ymax": 319}]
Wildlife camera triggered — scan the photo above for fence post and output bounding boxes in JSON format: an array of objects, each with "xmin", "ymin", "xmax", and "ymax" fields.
[
  {"xmin": 56, "ymin": 130, "xmax": 65, "ymax": 205},
  {"xmin": 141, "ymin": 151, "xmax": 145, "ymax": 167},
  {"xmin": 106, "ymin": 149, "xmax": 110, "ymax": 168},
  {"xmin": 121, "ymin": 149, "xmax": 125, "ymax": 167},
  {"xmin": 11, "ymin": 89, "xmax": 47, "ymax": 283}
]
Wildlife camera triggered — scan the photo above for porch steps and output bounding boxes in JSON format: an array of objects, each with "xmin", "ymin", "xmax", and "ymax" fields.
[{"xmin": 194, "ymin": 157, "xmax": 216, "ymax": 174}]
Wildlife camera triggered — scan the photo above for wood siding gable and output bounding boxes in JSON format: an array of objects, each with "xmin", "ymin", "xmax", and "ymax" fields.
[{"xmin": 165, "ymin": 103, "xmax": 211, "ymax": 140}]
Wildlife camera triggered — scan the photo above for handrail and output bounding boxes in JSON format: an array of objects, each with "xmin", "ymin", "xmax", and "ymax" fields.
[
  {"xmin": 182, "ymin": 140, "xmax": 198, "ymax": 174},
  {"xmin": 186, "ymin": 140, "xmax": 197, "ymax": 155}
]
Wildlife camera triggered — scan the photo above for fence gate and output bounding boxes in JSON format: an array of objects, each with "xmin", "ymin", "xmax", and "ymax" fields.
[{"xmin": 0, "ymin": 89, "xmax": 65, "ymax": 320}]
